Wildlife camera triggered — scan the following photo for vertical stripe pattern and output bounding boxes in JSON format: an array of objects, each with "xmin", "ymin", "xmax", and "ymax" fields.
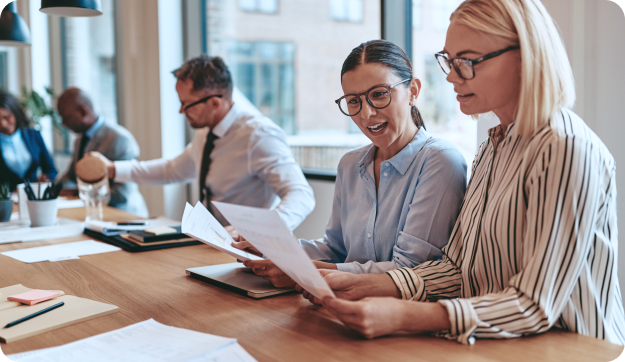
[{"xmin": 387, "ymin": 109, "xmax": 625, "ymax": 345}]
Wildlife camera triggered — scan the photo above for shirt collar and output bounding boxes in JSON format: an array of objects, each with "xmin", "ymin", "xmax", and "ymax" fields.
[
  {"xmin": 0, "ymin": 128, "xmax": 21, "ymax": 143},
  {"xmin": 487, "ymin": 122, "xmax": 516, "ymax": 145},
  {"xmin": 85, "ymin": 116, "xmax": 105, "ymax": 139},
  {"xmin": 211, "ymin": 103, "xmax": 239, "ymax": 138},
  {"xmin": 357, "ymin": 128, "xmax": 431, "ymax": 176}
]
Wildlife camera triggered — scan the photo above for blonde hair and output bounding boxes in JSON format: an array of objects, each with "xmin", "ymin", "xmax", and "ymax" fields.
[{"xmin": 451, "ymin": 0, "xmax": 576, "ymax": 137}]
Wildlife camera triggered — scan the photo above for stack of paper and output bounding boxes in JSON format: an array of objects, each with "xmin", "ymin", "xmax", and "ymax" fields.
[
  {"xmin": 8, "ymin": 319, "xmax": 257, "ymax": 362},
  {"xmin": 86, "ymin": 217, "xmax": 179, "ymax": 236},
  {"xmin": 0, "ymin": 218, "xmax": 84, "ymax": 244},
  {"xmin": 1, "ymin": 240, "xmax": 121, "ymax": 263}
]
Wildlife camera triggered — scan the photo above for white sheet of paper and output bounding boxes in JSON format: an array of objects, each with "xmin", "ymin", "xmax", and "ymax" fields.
[
  {"xmin": 212, "ymin": 201, "xmax": 335, "ymax": 300},
  {"xmin": 0, "ymin": 218, "xmax": 84, "ymax": 244},
  {"xmin": 181, "ymin": 202, "xmax": 262, "ymax": 261},
  {"xmin": 1, "ymin": 240, "xmax": 120, "ymax": 263},
  {"xmin": 199, "ymin": 343, "xmax": 258, "ymax": 362},
  {"xmin": 7, "ymin": 319, "xmax": 242, "ymax": 362}
]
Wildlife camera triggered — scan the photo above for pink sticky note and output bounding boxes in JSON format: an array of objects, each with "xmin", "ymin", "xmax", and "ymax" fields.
[{"xmin": 7, "ymin": 290, "xmax": 61, "ymax": 306}]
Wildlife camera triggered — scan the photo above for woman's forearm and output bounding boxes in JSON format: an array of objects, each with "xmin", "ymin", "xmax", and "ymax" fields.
[
  {"xmin": 355, "ymin": 273, "xmax": 402, "ymax": 299},
  {"xmin": 399, "ymin": 301, "xmax": 451, "ymax": 333}
]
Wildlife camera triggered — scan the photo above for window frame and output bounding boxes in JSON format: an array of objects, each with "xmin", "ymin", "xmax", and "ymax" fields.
[{"xmin": 187, "ymin": 0, "xmax": 412, "ymax": 181}]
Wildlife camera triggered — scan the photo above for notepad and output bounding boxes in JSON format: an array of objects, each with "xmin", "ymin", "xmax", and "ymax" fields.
[
  {"xmin": 7, "ymin": 290, "xmax": 61, "ymax": 306},
  {"xmin": 0, "ymin": 284, "xmax": 119, "ymax": 343}
]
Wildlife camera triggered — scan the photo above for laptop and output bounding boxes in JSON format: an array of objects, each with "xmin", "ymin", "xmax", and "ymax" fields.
[{"xmin": 186, "ymin": 263, "xmax": 295, "ymax": 299}]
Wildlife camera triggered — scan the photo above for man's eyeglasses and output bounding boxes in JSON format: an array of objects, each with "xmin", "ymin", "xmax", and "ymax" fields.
[
  {"xmin": 335, "ymin": 78, "xmax": 411, "ymax": 117},
  {"xmin": 434, "ymin": 46, "xmax": 520, "ymax": 80},
  {"xmin": 181, "ymin": 94, "xmax": 223, "ymax": 112}
]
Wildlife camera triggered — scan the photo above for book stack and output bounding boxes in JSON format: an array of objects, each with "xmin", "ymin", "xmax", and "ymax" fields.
[{"xmin": 123, "ymin": 226, "xmax": 194, "ymax": 246}]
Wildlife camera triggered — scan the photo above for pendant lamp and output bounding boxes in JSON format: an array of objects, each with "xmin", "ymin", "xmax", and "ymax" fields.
[
  {"xmin": 0, "ymin": 2, "xmax": 31, "ymax": 47},
  {"xmin": 40, "ymin": 0, "xmax": 103, "ymax": 17}
]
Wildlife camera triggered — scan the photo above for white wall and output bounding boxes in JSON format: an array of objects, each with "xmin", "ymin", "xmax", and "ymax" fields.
[
  {"xmin": 293, "ymin": 179, "xmax": 335, "ymax": 240},
  {"xmin": 115, "ymin": 0, "xmax": 187, "ymax": 220}
]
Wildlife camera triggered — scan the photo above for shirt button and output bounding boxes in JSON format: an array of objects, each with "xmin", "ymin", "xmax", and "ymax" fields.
[
  {"xmin": 368, "ymin": 233, "xmax": 371, "ymax": 238},
  {"xmin": 384, "ymin": 172, "xmax": 388, "ymax": 177},
  {"xmin": 386, "ymin": 162, "xmax": 390, "ymax": 166}
]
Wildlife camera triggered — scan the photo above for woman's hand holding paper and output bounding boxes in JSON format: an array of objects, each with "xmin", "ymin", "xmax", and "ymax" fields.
[
  {"xmin": 242, "ymin": 259, "xmax": 296, "ymax": 288},
  {"xmin": 298, "ymin": 270, "xmax": 401, "ymax": 305},
  {"xmin": 320, "ymin": 297, "xmax": 450, "ymax": 339},
  {"xmin": 231, "ymin": 239, "xmax": 262, "ymax": 257}
]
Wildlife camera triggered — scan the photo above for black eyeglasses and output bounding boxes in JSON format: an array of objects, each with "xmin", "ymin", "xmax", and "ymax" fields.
[
  {"xmin": 435, "ymin": 46, "xmax": 520, "ymax": 80},
  {"xmin": 181, "ymin": 94, "xmax": 223, "ymax": 112},
  {"xmin": 335, "ymin": 78, "xmax": 411, "ymax": 117}
]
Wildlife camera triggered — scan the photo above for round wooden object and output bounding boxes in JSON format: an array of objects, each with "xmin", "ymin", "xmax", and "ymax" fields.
[{"xmin": 75, "ymin": 155, "xmax": 107, "ymax": 183}]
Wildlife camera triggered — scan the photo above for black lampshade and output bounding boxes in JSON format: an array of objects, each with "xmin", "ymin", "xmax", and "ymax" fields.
[
  {"xmin": 0, "ymin": 2, "xmax": 31, "ymax": 48},
  {"xmin": 40, "ymin": 0, "xmax": 103, "ymax": 17}
]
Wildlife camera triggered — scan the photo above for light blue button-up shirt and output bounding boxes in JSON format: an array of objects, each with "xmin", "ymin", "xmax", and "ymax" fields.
[
  {"xmin": 84, "ymin": 116, "xmax": 105, "ymax": 140},
  {"xmin": 0, "ymin": 129, "xmax": 32, "ymax": 178},
  {"xmin": 299, "ymin": 129, "xmax": 467, "ymax": 273}
]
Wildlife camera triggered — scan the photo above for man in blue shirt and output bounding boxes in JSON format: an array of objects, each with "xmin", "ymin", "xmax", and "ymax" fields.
[{"xmin": 57, "ymin": 88, "xmax": 148, "ymax": 217}]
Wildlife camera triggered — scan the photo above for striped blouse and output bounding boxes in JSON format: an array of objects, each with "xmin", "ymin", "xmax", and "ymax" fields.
[{"xmin": 387, "ymin": 109, "xmax": 625, "ymax": 345}]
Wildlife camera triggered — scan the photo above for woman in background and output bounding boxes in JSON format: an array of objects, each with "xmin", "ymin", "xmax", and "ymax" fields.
[{"xmin": 0, "ymin": 91, "xmax": 57, "ymax": 190}]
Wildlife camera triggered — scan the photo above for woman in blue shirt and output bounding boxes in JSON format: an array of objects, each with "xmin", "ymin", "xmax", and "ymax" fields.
[
  {"xmin": 0, "ymin": 91, "xmax": 57, "ymax": 190},
  {"xmin": 234, "ymin": 40, "xmax": 467, "ymax": 286}
]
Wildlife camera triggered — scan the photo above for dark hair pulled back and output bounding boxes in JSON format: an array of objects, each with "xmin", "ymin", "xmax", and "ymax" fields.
[
  {"xmin": 341, "ymin": 40, "xmax": 424, "ymax": 128},
  {"xmin": 0, "ymin": 91, "xmax": 29, "ymax": 129}
]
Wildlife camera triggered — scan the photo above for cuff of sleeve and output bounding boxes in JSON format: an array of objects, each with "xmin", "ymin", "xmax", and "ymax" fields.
[
  {"xmin": 113, "ymin": 160, "xmax": 132, "ymax": 182},
  {"xmin": 437, "ymin": 298, "xmax": 479, "ymax": 345},
  {"xmin": 336, "ymin": 263, "xmax": 356, "ymax": 273},
  {"xmin": 386, "ymin": 267, "xmax": 426, "ymax": 301}
]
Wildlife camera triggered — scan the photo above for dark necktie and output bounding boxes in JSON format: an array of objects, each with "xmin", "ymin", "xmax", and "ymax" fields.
[
  {"xmin": 78, "ymin": 134, "xmax": 90, "ymax": 160},
  {"xmin": 199, "ymin": 131, "xmax": 218, "ymax": 206}
]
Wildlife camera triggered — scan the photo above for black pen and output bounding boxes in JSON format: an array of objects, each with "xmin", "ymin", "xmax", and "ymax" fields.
[
  {"xmin": 4, "ymin": 302, "xmax": 65, "ymax": 328},
  {"xmin": 116, "ymin": 222, "xmax": 148, "ymax": 226}
]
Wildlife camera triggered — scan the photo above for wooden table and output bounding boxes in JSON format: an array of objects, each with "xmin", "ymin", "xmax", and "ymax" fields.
[{"xmin": 0, "ymin": 207, "xmax": 622, "ymax": 361}]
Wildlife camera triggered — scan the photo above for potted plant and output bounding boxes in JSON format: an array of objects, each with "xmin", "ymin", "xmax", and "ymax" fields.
[{"xmin": 0, "ymin": 183, "xmax": 12, "ymax": 222}]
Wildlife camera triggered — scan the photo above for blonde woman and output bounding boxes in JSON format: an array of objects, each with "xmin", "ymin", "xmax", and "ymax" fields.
[{"xmin": 299, "ymin": 0, "xmax": 625, "ymax": 345}]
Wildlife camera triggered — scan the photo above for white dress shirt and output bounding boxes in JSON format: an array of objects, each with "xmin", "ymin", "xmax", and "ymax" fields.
[
  {"xmin": 388, "ymin": 109, "xmax": 625, "ymax": 345},
  {"xmin": 114, "ymin": 103, "xmax": 315, "ymax": 230}
]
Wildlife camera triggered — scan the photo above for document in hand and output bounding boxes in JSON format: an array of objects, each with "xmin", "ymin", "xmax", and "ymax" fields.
[
  {"xmin": 181, "ymin": 202, "xmax": 262, "ymax": 261},
  {"xmin": 212, "ymin": 201, "xmax": 335, "ymax": 300}
]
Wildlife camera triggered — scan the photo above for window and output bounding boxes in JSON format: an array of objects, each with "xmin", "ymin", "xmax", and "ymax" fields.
[
  {"xmin": 330, "ymin": 0, "xmax": 363, "ymax": 22},
  {"xmin": 206, "ymin": 0, "xmax": 380, "ymax": 171},
  {"xmin": 411, "ymin": 0, "xmax": 476, "ymax": 168},
  {"xmin": 227, "ymin": 41, "xmax": 296, "ymax": 134},
  {"xmin": 61, "ymin": 0, "xmax": 117, "ymax": 124},
  {"xmin": 0, "ymin": 51, "xmax": 8, "ymax": 91},
  {"xmin": 239, "ymin": 0, "xmax": 278, "ymax": 14},
  {"xmin": 412, "ymin": 0, "xmax": 422, "ymax": 30}
]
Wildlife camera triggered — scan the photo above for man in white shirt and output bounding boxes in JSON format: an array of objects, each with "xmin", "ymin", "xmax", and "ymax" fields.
[{"xmin": 90, "ymin": 56, "xmax": 314, "ymax": 231}]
